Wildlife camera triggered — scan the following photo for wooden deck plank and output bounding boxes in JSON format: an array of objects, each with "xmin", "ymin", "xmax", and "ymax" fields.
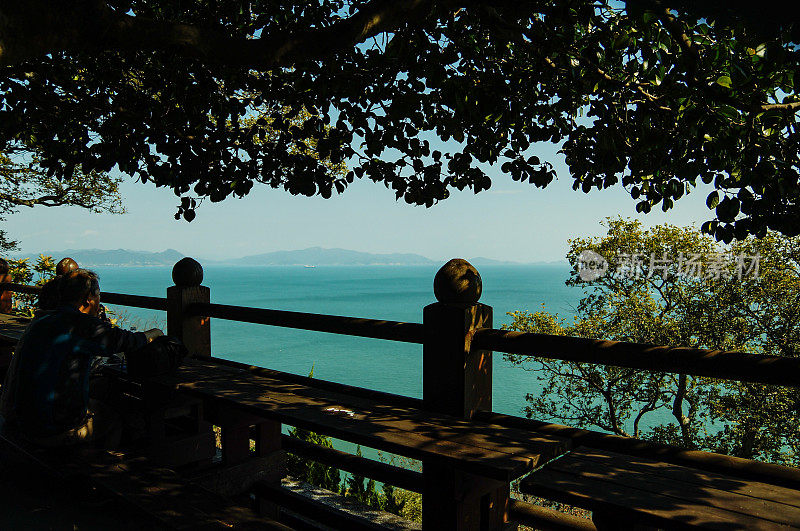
[
  {"xmin": 521, "ymin": 448, "xmax": 800, "ymax": 530},
  {"xmin": 78, "ymin": 452, "xmax": 293, "ymax": 530},
  {"xmin": 164, "ymin": 359, "xmax": 568, "ymax": 481}
]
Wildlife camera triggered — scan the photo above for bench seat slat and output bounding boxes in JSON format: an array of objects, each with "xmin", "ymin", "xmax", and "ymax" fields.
[
  {"xmin": 175, "ymin": 372, "xmax": 532, "ymax": 480},
  {"xmin": 562, "ymin": 448, "xmax": 800, "ymax": 510},
  {"xmin": 166, "ymin": 359, "xmax": 569, "ymax": 481},
  {"xmin": 182, "ymin": 359, "xmax": 569, "ymax": 460},
  {"xmin": 521, "ymin": 447, "xmax": 800, "ymax": 530}
]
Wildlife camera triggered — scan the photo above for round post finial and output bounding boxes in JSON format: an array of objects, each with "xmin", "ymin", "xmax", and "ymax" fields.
[
  {"xmin": 433, "ymin": 258, "xmax": 482, "ymax": 304},
  {"xmin": 56, "ymin": 257, "xmax": 78, "ymax": 276},
  {"xmin": 172, "ymin": 257, "xmax": 204, "ymax": 287}
]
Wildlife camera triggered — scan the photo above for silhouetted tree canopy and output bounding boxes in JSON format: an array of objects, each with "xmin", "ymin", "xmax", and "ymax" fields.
[{"xmin": 0, "ymin": 1, "xmax": 799, "ymax": 239}]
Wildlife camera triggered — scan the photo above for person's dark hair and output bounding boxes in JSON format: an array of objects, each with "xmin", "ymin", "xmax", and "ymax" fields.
[
  {"xmin": 58, "ymin": 269, "xmax": 100, "ymax": 307},
  {"xmin": 0, "ymin": 258, "xmax": 8, "ymax": 275}
]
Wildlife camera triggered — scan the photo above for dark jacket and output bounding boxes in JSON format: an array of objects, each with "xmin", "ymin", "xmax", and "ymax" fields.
[
  {"xmin": 0, "ymin": 306, "xmax": 147, "ymax": 437},
  {"xmin": 36, "ymin": 276, "xmax": 61, "ymax": 313}
]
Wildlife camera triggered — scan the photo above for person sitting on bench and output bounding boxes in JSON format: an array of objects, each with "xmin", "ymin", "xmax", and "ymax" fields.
[
  {"xmin": 37, "ymin": 258, "xmax": 110, "ymax": 321},
  {"xmin": 0, "ymin": 269, "xmax": 164, "ymax": 447}
]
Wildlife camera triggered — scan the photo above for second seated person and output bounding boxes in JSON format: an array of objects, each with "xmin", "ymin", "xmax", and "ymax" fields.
[{"xmin": 0, "ymin": 269, "xmax": 166, "ymax": 447}]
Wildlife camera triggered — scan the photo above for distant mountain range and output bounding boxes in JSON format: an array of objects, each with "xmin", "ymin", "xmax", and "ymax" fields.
[
  {"xmin": 229, "ymin": 247, "xmax": 436, "ymax": 266},
  {"xmin": 14, "ymin": 247, "xmax": 541, "ymax": 267},
  {"xmin": 15, "ymin": 248, "xmax": 185, "ymax": 267}
]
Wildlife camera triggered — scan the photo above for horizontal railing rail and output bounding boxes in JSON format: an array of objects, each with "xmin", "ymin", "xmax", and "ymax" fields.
[
  {"xmin": 282, "ymin": 434, "xmax": 423, "ymax": 493},
  {"xmin": 187, "ymin": 301, "xmax": 425, "ymax": 344},
  {"xmin": 253, "ymin": 481, "xmax": 389, "ymax": 531},
  {"xmin": 472, "ymin": 328, "xmax": 800, "ymax": 388},
  {"xmin": 0, "ymin": 283, "xmax": 168, "ymax": 311},
  {"xmin": 3, "ymin": 282, "xmax": 797, "ymax": 388},
  {"xmin": 508, "ymin": 500, "xmax": 596, "ymax": 531},
  {"xmin": 0, "ymin": 282, "xmax": 41, "ymax": 296},
  {"xmin": 100, "ymin": 291, "xmax": 168, "ymax": 311}
]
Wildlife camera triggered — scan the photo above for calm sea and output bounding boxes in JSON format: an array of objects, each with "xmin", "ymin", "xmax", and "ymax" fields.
[{"xmin": 94, "ymin": 264, "xmax": 580, "ymax": 418}]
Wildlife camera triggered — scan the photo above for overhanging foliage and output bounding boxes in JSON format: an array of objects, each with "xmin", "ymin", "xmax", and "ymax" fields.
[{"xmin": 0, "ymin": 1, "xmax": 798, "ymax": 239}]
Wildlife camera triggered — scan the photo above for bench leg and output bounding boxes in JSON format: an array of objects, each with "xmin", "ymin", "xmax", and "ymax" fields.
[
  {"xmin": 222, "ymin": 424, "xmax": 252, "ymax": 464},
  {"xmin": 199, "ymin": 403, "xmax": 287, "ymax": 500},
  {"xmin": 423, "ymin": 462, "xmax": 516, "ymax": 531},
  {"xmin": 255, "ymin": 421, "xmax": 281, "ymax": 456},
  {"xmin": 254, "ymin": 420, "xmax": 283, "ymax": 519},
  {"xmin": 221, "ymin": 417, "xmax": 284, "ymax": 465}
]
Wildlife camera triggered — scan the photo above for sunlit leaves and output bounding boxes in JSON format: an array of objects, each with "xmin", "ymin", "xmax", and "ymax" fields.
[
  {"xmin": 0, "ymin": 152, "xmax": 124, "ymax": 215},
  {"xmin": 506, "ymin": 219, "xmax": 800, "ymax": 464}
]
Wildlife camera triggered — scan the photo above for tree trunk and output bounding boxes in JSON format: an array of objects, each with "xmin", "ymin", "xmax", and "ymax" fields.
[{"xmin": 672, "ymin": 373, "xmax": 692, "ymax": 447}]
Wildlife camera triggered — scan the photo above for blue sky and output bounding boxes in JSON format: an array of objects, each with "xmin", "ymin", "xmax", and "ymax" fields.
[{"xmin": 4, "ymin": 141, "xmax": 713, "ymax": 263}]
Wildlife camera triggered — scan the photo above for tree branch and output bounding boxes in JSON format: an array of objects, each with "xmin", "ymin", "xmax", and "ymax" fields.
[
  {"xmin": 671, "ymin": 373, "xmax": 693, "ymax": 447},
  {"xmin": 0, "ymin": 191, "xmax": 79, "ymax": 208},
  {"xmin": 0, "ymin": 0, "xmax": 456, "ymax": 68}
]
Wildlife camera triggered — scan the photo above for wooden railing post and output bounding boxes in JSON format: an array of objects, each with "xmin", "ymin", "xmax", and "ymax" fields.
[
  {"xmin": 167, "ymin": 257, "xmax": 211, "ymax": 358},
  {"xmin": 422, "ymin": 259, "xmax": 514, "ymax": 530}
]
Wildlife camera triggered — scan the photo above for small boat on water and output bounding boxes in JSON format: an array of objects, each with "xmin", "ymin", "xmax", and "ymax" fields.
[{"xmin": 304, "ymin": 264, "xmax": 316, "ymax": 268}]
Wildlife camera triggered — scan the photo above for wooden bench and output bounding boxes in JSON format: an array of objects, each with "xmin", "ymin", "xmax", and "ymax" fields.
[
  {"xmin": 96, "ymin": 363, "xmax": 220, "ymax": 469},
  {"xmin": 0, "ymin": 429, "xmax": 294, "ymax": 530},
  {"xmin": 162, "ymin": 357, "xmax": 571, "ymax": 484},
  {"xmin": 521, "ymin": 447, "xmax": 800, "ymax": 530},
  {"xmin": 153, "ymin": 357, "xmax": 573, "ymax": 529}
]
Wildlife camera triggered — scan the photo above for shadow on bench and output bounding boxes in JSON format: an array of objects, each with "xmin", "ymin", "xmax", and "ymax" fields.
[
  {"xmin": 0, "ymin": 430, "xmax": 293, "ymax": 530},
  {"xmin": 522, "ymin": 447, "xmax": 800, "ymax": 530}
]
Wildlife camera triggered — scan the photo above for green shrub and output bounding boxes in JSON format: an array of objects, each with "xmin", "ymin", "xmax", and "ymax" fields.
[
  {"xmin": 285, "ymin": 367, "xmax": 422, "ymax": 522},
  {"xmin": 6, "ymin": 255, "xmax": 55, "ymax": 316},
  {"xmin": 286, "ymin": 424, "xmax": 342, "ymax": 493}
]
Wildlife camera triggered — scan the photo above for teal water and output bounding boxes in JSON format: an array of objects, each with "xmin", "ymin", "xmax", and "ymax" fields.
[{"xmin": 94, "ymin": 264, "xmax": 579, "ymax": 418}]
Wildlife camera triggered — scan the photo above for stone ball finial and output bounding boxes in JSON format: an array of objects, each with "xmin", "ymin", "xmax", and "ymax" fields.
[
  {"xmin": 433, "ymin": 258, "xmax": 482, "ymax": 304},
  {"xmin": 56, "ymin": 257, "xmax": 78, "ymax": 276},
  {"xmin": 172, "ymin": 257, "xmax": 203, "ymax": 287}
]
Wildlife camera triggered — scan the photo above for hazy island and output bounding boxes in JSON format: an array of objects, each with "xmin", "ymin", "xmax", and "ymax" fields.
[{"xmin": 13, "ymin": 247, "xmax": 543, "ymax": 267}]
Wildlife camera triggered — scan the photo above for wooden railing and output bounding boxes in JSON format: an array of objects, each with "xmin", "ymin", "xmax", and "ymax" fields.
[
  {"xmin": 2, "ymin": 256, "xmax": 799, "ymax": 531},
  {"xmin": 187, "ymin": 301, "xmax": 425, "ymax": 344},
  {"xmin": 472, "ymin": 328, "xmax": 800, "ymax": 387},
  {"xmin": 0, "ymin": 282, "xmax": 169, "ymax": 311}
]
